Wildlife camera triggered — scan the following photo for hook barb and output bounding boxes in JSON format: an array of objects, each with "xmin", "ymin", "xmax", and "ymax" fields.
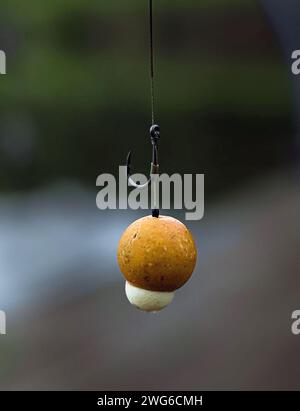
[{"xmin": 126, "ymin": 150, "xmax": 132, "ymax": 176}]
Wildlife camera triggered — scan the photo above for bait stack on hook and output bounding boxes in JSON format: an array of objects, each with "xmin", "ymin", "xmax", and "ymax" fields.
[{"xmin": 117, "ymin": 0, "xmax": 197, "ymax": 312}]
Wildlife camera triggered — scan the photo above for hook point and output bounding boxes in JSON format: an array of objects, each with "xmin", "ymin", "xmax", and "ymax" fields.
[{"xmin": 126, "ymin": 151, "xmax": 132, "ymax": 165}]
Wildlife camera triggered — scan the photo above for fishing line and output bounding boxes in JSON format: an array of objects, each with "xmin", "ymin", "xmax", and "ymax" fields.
[{"xmin": 149, "ymin": 0, "xmax": 156, "ymax": 125}]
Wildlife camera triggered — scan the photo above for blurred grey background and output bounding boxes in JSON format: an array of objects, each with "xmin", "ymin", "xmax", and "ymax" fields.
[{"xmin": 0, "ymin": 0, "xmax": 299, "ymax": 390}]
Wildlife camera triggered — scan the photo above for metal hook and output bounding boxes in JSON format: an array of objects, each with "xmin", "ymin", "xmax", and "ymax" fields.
[
  {"xmin": 126, "ymin": 124, "xmax": 160, "ymax": 217},
  {"xmin": 126, "ymin": 124, "xmax": 160, "ymax": 189}
]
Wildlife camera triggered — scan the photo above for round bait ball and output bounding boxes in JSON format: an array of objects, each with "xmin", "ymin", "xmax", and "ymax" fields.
[{"xmin": 118, "ymin": 215, "xmax": 197, "ymax": 311}]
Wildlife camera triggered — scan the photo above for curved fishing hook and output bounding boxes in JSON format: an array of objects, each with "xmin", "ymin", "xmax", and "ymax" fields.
[
  {"xmin": 126, "ymin": 124, "xmax": 160, "ymax": 188},
  {"xmin": 126, "ymin": 125, "xmax": 160, "ymax": 217}
]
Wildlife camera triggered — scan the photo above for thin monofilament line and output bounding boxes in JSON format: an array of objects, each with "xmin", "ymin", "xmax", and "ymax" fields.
[{"xmin": 149, "ymin": 0, "xmax": 155, "ymax": 125}]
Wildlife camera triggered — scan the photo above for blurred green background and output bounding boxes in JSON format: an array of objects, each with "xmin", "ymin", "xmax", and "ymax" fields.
[{"xmin": 0, "ymin": 0, "xmax": 294, "ymax": 194}]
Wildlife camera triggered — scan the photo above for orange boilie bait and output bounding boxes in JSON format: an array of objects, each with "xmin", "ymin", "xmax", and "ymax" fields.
[{"xmin": 118, "ymin": 216, "xmax": 197, "ymax": 311}]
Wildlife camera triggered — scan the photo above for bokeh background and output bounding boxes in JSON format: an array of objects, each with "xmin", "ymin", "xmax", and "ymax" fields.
[{"xmin": 0, "ymin": 0, "xmax": 300, "ymax": 390}]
